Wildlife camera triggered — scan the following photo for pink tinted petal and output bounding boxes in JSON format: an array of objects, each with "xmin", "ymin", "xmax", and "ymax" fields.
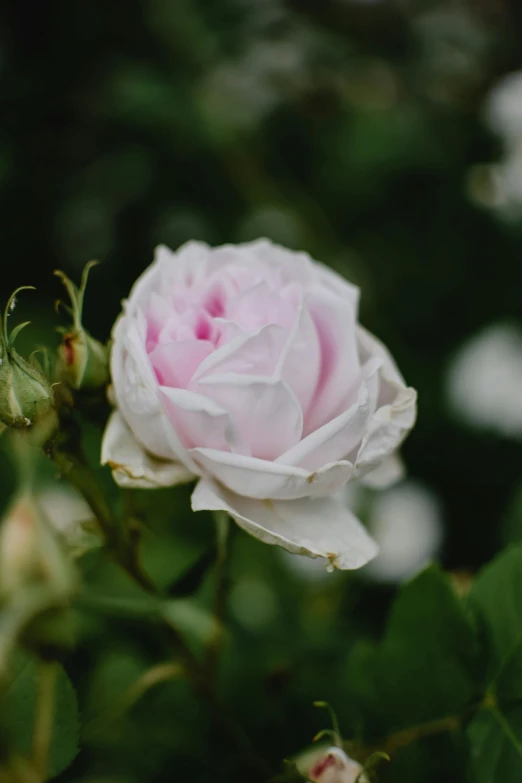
[
  {"xmin": 159, "ymin": 387, "xmax": 245, "ymax": 453},
  {"xmin": 144, "ymin": 293, "xmax": 169, "ymax": 352},
  {"xmin": 195, "ymin": 374, "xmax": 303, "ymax": 459},
  {"xmin": 203, "ymin": 282, "xmax": 227, "ymax": 318},
  {"xmin": 276, "ymin": 299, "xmax": 321, "ymax": 415},
  {"xmin": 213, "ymin": 319, "xmax": 245, "ymax": 347},
  {"xmin": 304, "ymin": 291, "xmax": 360, "ymax": 434},
  {"xmin": 149, "ymin": 341, "xmax": 214, "ymax": 389},
  {"xmin": 193, "ymin": 325, "xmax": 287, "ymax": 381},
  {"xmin": 241, "ymin": 239, "xmax": 315, "ymax": 285},
  {"xmin": 276, "ymin": 381, "xmax": 372, "ymax": 470},
  {"xmin": 226, "ymin": 282, "xmax": 296, "ymax": 330},
  {"xmin": 112, "ymin": 322, "xmax": 190, "ymax": 465}
]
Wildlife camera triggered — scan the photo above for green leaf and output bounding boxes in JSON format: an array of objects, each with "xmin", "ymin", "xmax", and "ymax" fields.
[
  {"xmin": 468, "ymin": 544, "xmax": 522, "ymax": 701},
  {"xmin": 468, "ymin": 705, "xmax": 522, "ymax": 783},
  {"xmin": 162, "ymin": 598, "xmax": 219, "ymax": 651},
  {"xmin": 346, "ymin": 566, "xmax": 481, "ymax": 734},
  {"xmin": 164, "ymin": 544, "xmax": 217, "ymax": 598},
  {"xmin": 4, "ymin": 651, "xmax": 80, "ymax": 778},
  {"xmin": 467, "ymin": 545, "xmax": 522, "ymax": 781}
]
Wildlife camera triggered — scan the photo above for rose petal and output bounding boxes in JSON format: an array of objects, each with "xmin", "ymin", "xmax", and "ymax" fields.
[
  {"xmin": 275, "ymin": 298, "xmax": 321, "ymax": 415},
  {"xmin": 305, "ymin": 290, "xmax": 361, "ymax": 434},
  {"xmin": 226, "ymin": 281, "xmax": 295, "ymax": 330},
  {"xmin": 354, "ymin": 327, "xmax": 417, "ymax": 476},
  {"xmin": 314, "ymin": 261, "xmax": 361, "ymax": 309},
  {"xmin": 191, "ymin": 478, "xmax": 379, "ymax": 570},
  {"xmin": 354, "ymin": 385, "xmax": 417, "ymax": 477},
  {"xmin": 195, "ymin": 374, "xmax": 303, "ymax": 459},
  {"xmin": 193, "ymin": 324, "xmax": 287, "ymax": 382},
  {"xmin": 111, "ymin": 320, "xmax": 200, "ymax": 473},
  {"xmin": 276, "ymin": 380, "xmax": 372, "ymax": 471},
  {"xmin": 149, "ymin": 340, "xmax": 214, "ymax": 388},
  {"xmin": 101, "ymin": 411, "xmax": 194, "ymax": 489},
  {"xmin": 159, "ymin": 386, "xmax": 246, "ymax": 453},
  {"xmin": 361, "ymin": 453, "xmax": 405, "ymax": 489},
  {"xmin": 190, "ymin": 448, "xmax": 353, "ymax": 500}
]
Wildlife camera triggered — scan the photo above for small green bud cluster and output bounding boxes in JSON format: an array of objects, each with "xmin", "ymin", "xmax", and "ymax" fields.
[
  {"xmin": 55, "ymin": 262, "xmax": 109, "ymax": 391},
  {"xmin": 0, "ymin": 288, "xmax": 55, "ymax": 430}
]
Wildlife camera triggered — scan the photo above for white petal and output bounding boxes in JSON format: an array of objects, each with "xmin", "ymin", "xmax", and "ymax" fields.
[
  {"xmin": 190, "ymin": 448, "xmax": 353, "ymax": 500},
  {"xmin": 304, "ymin": 290, "xmax": 361, "ymax": 434},
  {"xmin": 101, "ymin": 411, "xmax": 194, "ymax": 489},
  {"xmin": 193, "ymin": 324, "xmax": 286, "ymax": 382},
  {"xmin": 111, "ymin": 318, "xmax": 200, "ymax": 473},
  {"xmin": 357, "ymin": 325, "xmax": 406, "ymax": 396},
  {"xmin": 360, "ymin": 453, "xmax": 405, "ymax": 489},
  {"xmin": 275, "ymin": 297, "xmax": 321, "ymax": 414},
  {"xmin": 159, "ymin": 386, "xmax": 246, "ymax": 453},
  {"xmin": 196, "ymin": 374, "xmax": 303, "ymax": 460},
  {"xmin": 354, "ymin": 326, "xmax": 417, "ymax": 476},
  {"xmin": 191, "ymin": 479, "xmax": 378, "ymax": 570},
  {"xmin": 276, "ymin": 380, "xmax": 372, "ymax": 470},
  {"xmin": 314, "ymin": 260, "xmax": 361, "ymax": 311},
  {"xmin": 355, "ymin": 385, "xmax": 417, "ymax": 477}
]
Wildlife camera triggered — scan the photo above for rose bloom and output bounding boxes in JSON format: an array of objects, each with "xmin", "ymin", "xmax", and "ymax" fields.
[{"xmin": 102, "ymin": 240, "xmax": 416, "ymax": 569}]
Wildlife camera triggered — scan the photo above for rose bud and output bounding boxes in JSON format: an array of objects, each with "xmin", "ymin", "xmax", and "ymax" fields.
[
  {"xmin": 55, "ymin": 262, "xmax": 109, "ymax": 391},
  {"xmin": 0, "ymin": 288, "xmax": 55, "ymax": 429},
  {"xmin": 0, "ymin": 493, "xmax": 76, "ymax": 602},
  {"xmin": 102, "ymin": 240, "xmax": 417, "ymax": 570},
  {"xmin": 299, "ymin": 747, "xmax": 366, "ymax": 783}
]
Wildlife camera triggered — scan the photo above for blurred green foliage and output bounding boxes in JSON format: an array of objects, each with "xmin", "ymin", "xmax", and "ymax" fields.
[{"xmin": 2, "ymin": 0, "xmax": 522, "ymax": 781}]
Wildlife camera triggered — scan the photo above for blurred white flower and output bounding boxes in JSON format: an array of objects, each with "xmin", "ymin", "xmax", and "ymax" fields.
[
  {"xmin": 485, "ymin": 71, "xmax": 522, "ymax": 143},
  {"xmin": 470, "ymin": 71, "xmax": 522, "ymax": 215},
  {"xmin": 38, "ymin": 485, "xmax": 102, "ymax": 558},
  {"xmin": 364, "ymin": 481, "xmax": 443, "ymax": 583},
  {"xmin": 197, "ymin": 35, "xmax": 314, "ymax": 134},
  {"xmin": 447, "ymin": 323, "xmax": 522, "ymax": 438}
]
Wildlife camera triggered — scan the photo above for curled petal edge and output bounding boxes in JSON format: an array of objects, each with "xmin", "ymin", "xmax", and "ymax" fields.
[
  {"xmin": 101, "ymin": 411, "xmax": 195, "ymax": 489},
  {"xmin": 191, "ymin": 478, "xmax": 379, "ymax": 570}
]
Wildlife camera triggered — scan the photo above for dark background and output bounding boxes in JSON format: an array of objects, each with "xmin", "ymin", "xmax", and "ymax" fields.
[{"xmin": 2, "ymin": 1, "xmax": 522, "ymax": 781}]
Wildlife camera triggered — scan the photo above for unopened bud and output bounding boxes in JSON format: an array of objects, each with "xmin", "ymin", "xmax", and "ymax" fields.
[
  {"xmin": 298, "ymin": 748, "xmax": 366, "ymax": 783},
  {"xmin": 55, "ymin": 262, "xmax": 109, "ymax": 390},
  {"xmin": 0, "ymin": 288, "xmax": 55, "ymax": 429},
  {"xmin": 0, "ymin": 494, "xmax": 76, "ymax": 602}
]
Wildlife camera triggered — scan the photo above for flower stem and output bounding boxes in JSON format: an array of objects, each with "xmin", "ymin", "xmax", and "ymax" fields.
[
  {"xmin": 44, "ymin": 430, "xmax": 156, "ymax": 594},
  {"xmin": 205, "ymin": 510, "xmax": 231, "ymax": 680},
  {"xmin": 32, "ymin": 661, "xmax": 58, "ymax": 782},
  {"xmin": 354, "ymin": 694, "xmax": 497, "ymax": 761}
]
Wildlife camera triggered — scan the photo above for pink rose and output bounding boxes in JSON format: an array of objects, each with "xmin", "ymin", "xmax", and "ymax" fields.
[{"xmin": 102, "ymin": 240, "xmax": 416, "ymax": 569}]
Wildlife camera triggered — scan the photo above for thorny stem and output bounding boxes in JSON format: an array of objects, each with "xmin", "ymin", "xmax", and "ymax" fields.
[{"xmin": 32, "ymin": 661, "xmax": 58, "ymax": 782}]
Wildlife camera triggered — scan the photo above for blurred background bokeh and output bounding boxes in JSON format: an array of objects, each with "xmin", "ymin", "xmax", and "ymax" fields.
[{"xmin": 2, "ymin": 1, "xmax": 522, "ymax": 781}]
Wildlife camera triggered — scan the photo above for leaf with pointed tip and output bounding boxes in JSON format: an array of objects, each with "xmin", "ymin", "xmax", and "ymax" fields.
[
  {"xmin": 4, "ymin": 651, "xmax": 80, "ymax": 778},
  {"xmin": 163, "ymin": 545, "xmax": 217, "ymax": 598},
  {"xmin": 467, "ymin": 545, "xmax": 522, "ymax": 782}
]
